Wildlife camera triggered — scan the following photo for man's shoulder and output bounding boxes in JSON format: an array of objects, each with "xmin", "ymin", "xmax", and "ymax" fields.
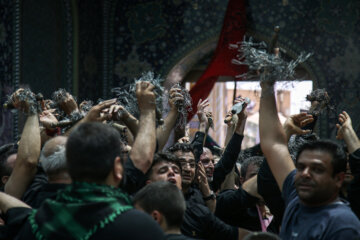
[
  {"xmin": 93, "ymin": 209, "xmax": 165, "ymax": 240},
  {"xmin": 327, "ymin": 201, "xmax": 360, "ymax": 225}
]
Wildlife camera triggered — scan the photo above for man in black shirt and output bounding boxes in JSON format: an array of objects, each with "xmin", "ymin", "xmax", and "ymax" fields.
[
  {"xmin": 1, "ymin": 82, "xmax": 165, "ymax": 240},
  {"xmin": 134, "ymin": 179, "xmax": 194, "ymax": 240},
  {"xmin": 146, "ymin": 151, "xmax": 250, "ymax": 240}
]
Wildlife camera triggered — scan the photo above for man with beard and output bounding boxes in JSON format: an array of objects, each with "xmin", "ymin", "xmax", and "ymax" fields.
[{"xmin": 259, "ymin": 81, "xmax": 360, "ymax": 239}]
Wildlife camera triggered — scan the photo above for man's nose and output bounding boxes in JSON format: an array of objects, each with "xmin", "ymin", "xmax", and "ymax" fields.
[
  {"xmin": 209, "ymin": 161, "xmax": 214, "ymax": 168},
  {"xmin": 168, "ymin": 168, "xmax": 175, "ymax": 176},
  {"xmin": 183, "ymin": 162, "xmax": 191, "ymax": 169},
  {"xmin": 301, "ymin": 167, "xmax": 311, "ymax": 177}
]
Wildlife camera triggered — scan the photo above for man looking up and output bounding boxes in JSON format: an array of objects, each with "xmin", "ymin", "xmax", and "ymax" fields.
[
  {"xmin": 146, "ymin": 152, "xmax": 250, "ymax": 240},
  {"xmin": 259, "ymin": 79, "xmax": 360, "ymax": 239}
]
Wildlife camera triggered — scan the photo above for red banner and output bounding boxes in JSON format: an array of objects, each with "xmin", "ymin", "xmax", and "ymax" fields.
[{"xmin": 188, "ymin": 0, "xmax": 248, "ymax": 121}]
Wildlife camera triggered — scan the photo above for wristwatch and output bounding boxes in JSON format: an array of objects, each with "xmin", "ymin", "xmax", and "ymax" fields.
[{"xmin": 203, "ymin": 191, "xmax": 216, "ymax": 201}]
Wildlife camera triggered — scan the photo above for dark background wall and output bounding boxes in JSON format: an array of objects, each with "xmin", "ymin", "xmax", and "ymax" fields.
[{"xmin": 0, "ymin": 0, "xmax": 360, "ymax": 145}]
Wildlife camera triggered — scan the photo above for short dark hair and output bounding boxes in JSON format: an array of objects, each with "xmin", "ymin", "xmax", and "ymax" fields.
[
  {"xmin": 168, "ymin": 143, "xmax": 194, "ymax": 155},
  {"xmin": 240, "ymin": 156, "xmax": 264, "ymax": 178},
  {"xmin": 66, "ymin": 122, "xmax": 122, "ymax": 182},
  {"xmin": 146, "ymin": 152, "xmax": 182, "ymax": 179},
  {"xmin": 296, "ymin": 139, "xmax": 347, "ymax": 176},
  {"xmin": 133, "ymin": 181, "xmax": 186, "ymax": 228}
]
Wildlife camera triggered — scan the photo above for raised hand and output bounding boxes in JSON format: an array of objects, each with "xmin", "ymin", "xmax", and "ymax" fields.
[
  {"xmin": 234, "ymin": 97, "xmax": 248, "ymax": 120},
  {"xmin": 336, "ymin": 111, "xmax": 353, "ymax": 140},
  {"xmin": 177, "ymin": 136, "xmax": 190, "ymax": 144},
  {"xmin": 9, "ymin": 88, "xmax": 36, "ymax": 114},
  {"xmin": 197, "ymin": 99, "xmax": 209, "ymax": 124},
  {"xmin": 83, "ymin": 99, "xmax": 117, "ymax": 122},
  {"xmin": 283, "ymin": 112, "xmax": 314, "ymax": 139},
  {"xmin": 196, "ymin": 161, "xmax": 211, "ymax": 197},
  {"xmin": 136, "ymin": 81, "xmax": 156, "ymax": 112},
  {"xmin": 39, "ymin": 109, "xmax": 59, "ymax": 129},
  {"xmin": 168, "ymin": 86, "xmax": 184, "ymax": 110},
  {"xmin": 59, "ymin": 92, "xmax": 79, "ymax": 115}
]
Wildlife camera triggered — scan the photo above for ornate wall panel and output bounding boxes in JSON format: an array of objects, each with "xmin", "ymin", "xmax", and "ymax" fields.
[
  {"xmin": 0, "ymin": 0, "xmax": 15, "ymax": 145},
  {"xmin": 112, "ymin": 0, "xmax": 228, "ymax": 88},
  {"xmin": 77, "ymin": 0, "xmax": 103, "ymax": 101}
]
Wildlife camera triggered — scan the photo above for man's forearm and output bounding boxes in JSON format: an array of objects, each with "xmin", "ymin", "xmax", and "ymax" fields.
[
  {"xmin": 0, "ymin": 192, "xmax": 30, "ymax": 214},
  {"xmin": 259, "ymin": 86, "xmax": 287, "ymax": 146},
  {"xmin": 5, "ymin": 114, "xmax": 40, "ymax": 199},
  {"xmin": 130, "ymin": 109, "xmax": 156, "ymax": 173},
  {"xmin": 259, "ymin": 84, "xmax": 295, "ymax": 191},
  {"xmin": 343, "ymin": 127, "xmax": 360, "ymax": 154},
  {"xmin": 156, "ymin": 109, "xmax": 178, "ymax": 151},
  {"xmin": 212, "ymin": 133, "xmax": 243, "ymax": 192},
  {"xmin": 122, "ymin": 115, "xmax": 139, "ymax": 137}
]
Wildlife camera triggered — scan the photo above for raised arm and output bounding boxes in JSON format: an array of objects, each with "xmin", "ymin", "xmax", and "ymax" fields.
[
  {"xmin": 191, "ymin": 99, "xmax": 210, "ymax": 161},
  {"xmin": 113, "ymin": 105, "xmax": 140, "ymax": 137},
  {"xmin": 5, "ymin": 88, "xmax": 41, "ymax": 199},
  {"xmin": 156, "ymin": 86, "xmax": 184, "ymax": 151},
  {"xmin": 64, "ymin": 98, "xmax": 117, "ymax": 136},
  {"xmin": 212, "ymin": 98, "xmax": 247, "ymax": 192},
  {"xmin": 5, "ymin": 98, "xmax": 41, "ymax": 199},
  {"xmin": 197, "ymin": 99, "xmax": 210, "ymax": 134},
  {"xmin": 259, "ymin": 83, "xmax": 295, "ymax": 191},
  {"xmin": 129, "ymin": 81, "xmax": 157, "ymax": 173},
  {"xmin": 336, "ymin": 111, "xmax": 360, "ymax": 154}
]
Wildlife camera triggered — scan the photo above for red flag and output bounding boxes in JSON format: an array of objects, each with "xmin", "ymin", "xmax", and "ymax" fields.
[{"xmin": 188, "ymin": 0, "xmax": 247, "ymax": 121}]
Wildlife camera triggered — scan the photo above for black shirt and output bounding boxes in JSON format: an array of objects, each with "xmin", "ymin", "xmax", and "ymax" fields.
[
  {"xmin": 22, "ymin": 166, "xmax": 67, "ymax": 209},
  {"xmin": 3, "ymin": 208, "xmax": 165, "ymax": 240},
  {"xmin": 257, "ymin": 158, "xmax": 283, "ymax": 233},
  {"xmin": 182, "ymin": 187, "xmax": 238, "ymax": 240},
  {"xmin": 22, "ymin": 157, "xmax": 144, "ymax": 209},
  {"xmin": 212, "ymin": 134, "xmax": 244, "ymax": 192},
  {"xmin": 166, "ymin": 233, "xmax": 196, "ymax": 240},
  {"xmin": 348, "ymin": 148, "xmax": 360, "ymax": 219},
  {"xmin": 181, "ymin": 200, "xmax": 238, "ymax": 240},
  {"xmin": 215, "ymin": 188, "xmax": 260, "ymax": 231}
]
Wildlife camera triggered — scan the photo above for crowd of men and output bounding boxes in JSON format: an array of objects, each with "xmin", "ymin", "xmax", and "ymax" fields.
[{"xmin": 0, "ymin": 79, "xmax": 359, "ymax": 240}]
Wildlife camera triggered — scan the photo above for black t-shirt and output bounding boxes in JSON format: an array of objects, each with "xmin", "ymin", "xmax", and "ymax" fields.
[
  {"xmin": 166, "ymin": 233, "xmax": 196, "ymax": 240},
  {"xmin": 181, "ymin": 200, "xmax": 238, "ymax": 240},
  {"xmin": 21, "ymin": 166, "xmax": 67, "ymax": 209},
  {"xmin": 257, "ymin": 158, "xmax": 284, "ymax": 233},
  {"xmin": 22, "ymin": 157, "xmax": 145, "ymax": 209},
  {"xmin": 121, "ymin": 156, "xmax": 147, "ymax": 195},
  {"xmin": 215, "ymin": 188, "xmax": 260, "ymax": 231},
  {"xmin": 4, "ymin": 208, "xmax": 165, "ymax": 240},
  {"xmin": 212, "ymin": 134, "xmax": 244, "ymax": 192},
  {"xmin": 184, "ymin": 186, "xmax": 206, "ymax": 206},
  {"xmin": 280, "ymin": 170, "xmax": 360, "ymax": 239}
]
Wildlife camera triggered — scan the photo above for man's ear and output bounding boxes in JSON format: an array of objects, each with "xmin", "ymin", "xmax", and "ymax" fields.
[
  {"xmin": 334, "ymin": 172, "xmax": 345, "ymax": 188},
  {"xmin": 150, "ymin": 210, "xmax": 163, "ymax": 224},
  {"xmin": 113, "ymin": 156, "xmax": 123, "ymax": 182},
  {"xmin": 2, "ymin": 176, "xmax": 9, "ymax": 185},
  {"xmin": 239, "ymin": 176, "xmax": 244, "ymax": 185}
]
